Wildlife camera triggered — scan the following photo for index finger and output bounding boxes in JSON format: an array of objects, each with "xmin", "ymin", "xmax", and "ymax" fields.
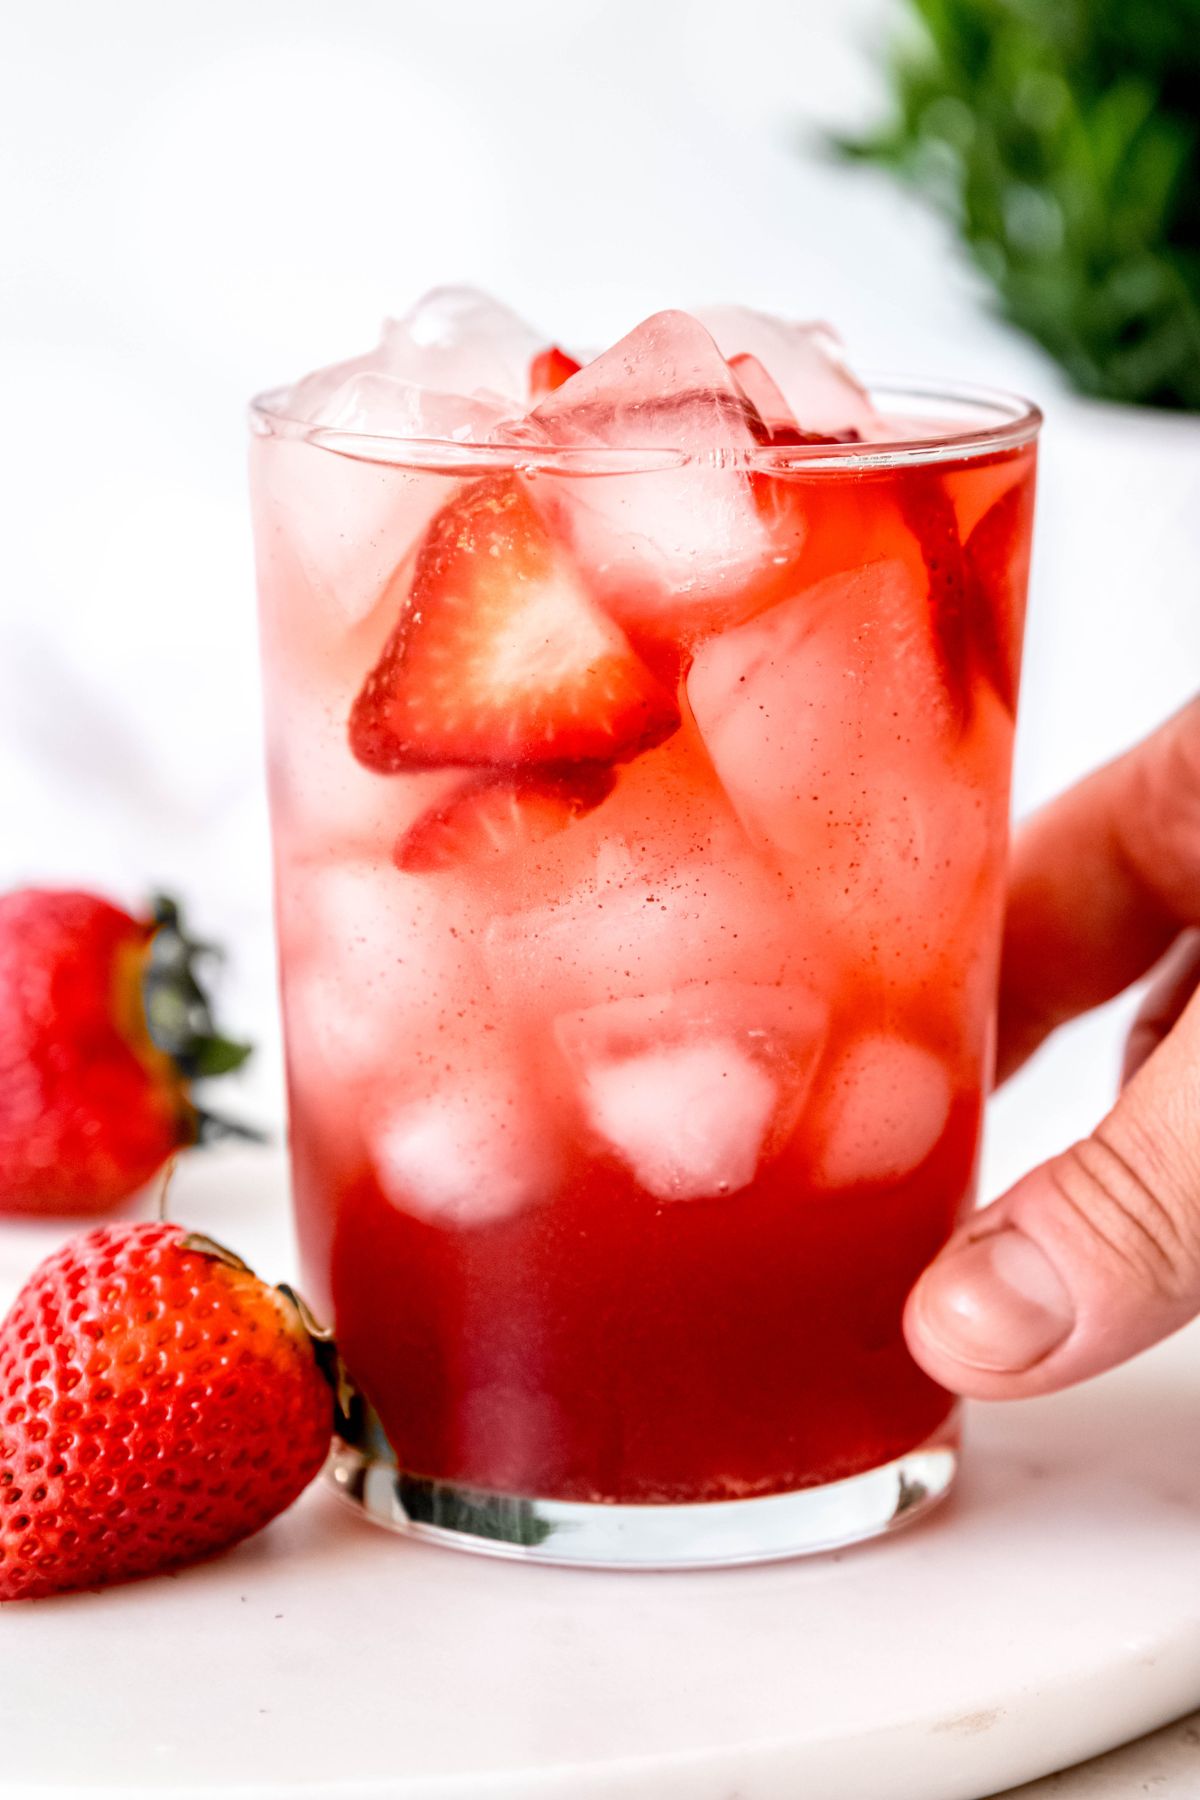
[{"xmin": 998, "ymin": 694, "xmax": 1200, "ymax": 1081}]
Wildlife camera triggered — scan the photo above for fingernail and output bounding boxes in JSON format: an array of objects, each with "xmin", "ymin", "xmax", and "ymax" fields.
[{"xmin": 911, "ymin": 1228, "xmax": 1075, "ymax": 1372}]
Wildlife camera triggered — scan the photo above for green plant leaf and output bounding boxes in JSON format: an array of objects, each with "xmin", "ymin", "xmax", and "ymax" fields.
[{"xmin": 838, "ymin": 0, "xmax": 1200, "ymax": 409}]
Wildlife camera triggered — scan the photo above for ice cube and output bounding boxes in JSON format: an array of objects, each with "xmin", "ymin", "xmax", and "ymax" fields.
[
  {"xmin": 687, "ymin": 557, "xmax": 998, "ymax": 987},
  {"xmin": 380, "ymin": 287, "xmax": 545, "ymax": 405},
  {"xmin": 282, "ymin": 288, "xmax": 543, "ymax": 429},
  {"xmin": 556, "ymin": 980, "xmax": 828, "ymax": 1150},
  {"xmin": 257, "ymin": 512, "xmax": 469, "ymax": 852},
  {"xmin": 482, "ymin": 725, "xmax": 818, "ymax": 1019},
  {"xmin": 278, "ymin": 857, "xmax": 487, "ymax": 1087},
  {"xmin": 523, "ymin": 309, "xmax": 759, "ymax": 449},
  {"xmin": 255, "ymin": 297, "xmax": 586, "ymax": 654},
  {"xmin": 278, "ymin": 854, "xmax": 559, "ymax": 1228},
  {"xmin": 370, "ymin": 1076, "xmax": 559, "ymax": 1228},
  {"xmin": 481, "ymin": 720, "xmax": 827, "ymax": 1020},
  {"xmin": 688, "ymin": 557, "xmax": 955, "ymax": 853},
  {"xmin": 283, "ymin": 348, "xmax": 381, "ymax": 427},
  {"xmin": 486, "ymin": 853, "xmax": 806, "ymax": 1018},
  {"xmin": 556, "ymin": 981, "xmax": 827, "ymax": 1062},
  {"xmin": 266, "ymin": 681, "xmax": 452, "ymax": 853},
  {"xmin": 696, "ymin": 306, "xmax": 877, "ymax": 438},
  {"xmin": 814, "ymin": 1036, "xmax": 952, "ymax": 1187},
  {"xmin": 579, "ymin": 1039, "xmax": 779, "ymax": 1201},
  {"xmin": 515, "ymin": 310, "xmax": 796, "ymax": 640},
  {"xmin": 303, "ymin": 371, "xmax": 511, "ymax": 442},
  {"xmin": 252, "ymin": 433, "xmax": 443, "ymax": 632}
]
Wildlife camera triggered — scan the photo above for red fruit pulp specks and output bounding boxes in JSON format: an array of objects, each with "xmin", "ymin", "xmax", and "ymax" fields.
[
  {"xmin": 0, "ymin": 1222, "xmax": 332, "ymax": 1601},
  {"xmin": 529, "ymin": 346, "xmax": 583, "ymax": 398},
  {"xmin": 347, "ymin": 477, "xmax": 679, "ymax": 773},
  {"xmin": 0, "ymin": 891, "xmax": 190, "ymax": 1216}
]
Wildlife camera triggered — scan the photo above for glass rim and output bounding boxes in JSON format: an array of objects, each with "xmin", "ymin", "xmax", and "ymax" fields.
[{"xmin": 248, "ymin": 375, "xmax": 1042, "ymax": 475}]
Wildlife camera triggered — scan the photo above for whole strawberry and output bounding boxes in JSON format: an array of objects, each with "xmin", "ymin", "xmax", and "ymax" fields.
[
  {"xmin": 0, "ymin": 889, "xmax": 251, "ymax": 1215},
  {"xmin": 0, "ymin": 1222, "xmax": 334, "ymax": 1600}
]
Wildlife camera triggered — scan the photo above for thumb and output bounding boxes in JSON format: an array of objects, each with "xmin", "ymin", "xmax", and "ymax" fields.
[{"xmin": 905, "ymin": 985, "xmax": 1200, "ymax": 1399}]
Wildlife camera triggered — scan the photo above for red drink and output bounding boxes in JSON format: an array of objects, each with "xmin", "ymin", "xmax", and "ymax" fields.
[{"xmin": 250, "ymin": 295, "xmax": 1039, "ymax": 1563}]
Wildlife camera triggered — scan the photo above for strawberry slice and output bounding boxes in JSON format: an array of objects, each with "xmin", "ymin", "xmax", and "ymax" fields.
[
  {"xmin": 349, "ymin": 477, "xmax": 679, "ymax": 772},
  {"xmin": 394, "ymin": 767, "xmax": 615, "ymax": 873},
  {"xmin": 728, "ymin": 352, "xmax": 796, "ymax": 440},
  {"xmin": 530, "ymin": 345, "xmax": 582, "ymax": 398},
  {"xmin": 897, "ymin": 469, "xmax": 972, "ymax": 726},
  {"xmin": 966, "ymin": 478, "xmax": 1035, "ymax": 717},
  {"xmin": 728, "ymin": 352, "xmax": 860, "ymax": 448}
]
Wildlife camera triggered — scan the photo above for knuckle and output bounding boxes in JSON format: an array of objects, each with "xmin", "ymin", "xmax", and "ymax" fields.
[{"xmin": 1045, "ymin": 1120, "xmax": 1200, "ymax": 1304}]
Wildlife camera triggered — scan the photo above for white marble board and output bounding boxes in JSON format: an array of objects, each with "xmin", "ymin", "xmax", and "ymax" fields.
[{"xmin": 1, "ymin": 1146, "xmax": 1198, "ymax": 1799}]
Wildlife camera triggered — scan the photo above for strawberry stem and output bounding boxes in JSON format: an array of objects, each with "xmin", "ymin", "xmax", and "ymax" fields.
[
  {"xmin": 142, "ymin": 895, "xmax": 265, "ymax": 1143},
  {"xmin": 143, "ymin": 895, "xmax": 253, "ymax": 1080},
  {"xmin": 178, "ymin": 1231, "xmax": 252, "ymax": 1273},
  {"xmin": 277, "ymin": 1284, "xmax": 359, "ymax": 1430}
]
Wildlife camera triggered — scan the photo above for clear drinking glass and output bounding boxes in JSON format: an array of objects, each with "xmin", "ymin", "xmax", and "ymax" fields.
[{"xmin": 249, "ymin": 380, "xmax": 1040, "ymax": 1566}]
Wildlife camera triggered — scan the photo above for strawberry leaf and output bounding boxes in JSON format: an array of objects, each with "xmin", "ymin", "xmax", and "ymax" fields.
[{"xmin": 189, "ymin": 1034, "xmax": 254, "ymax": 1078}]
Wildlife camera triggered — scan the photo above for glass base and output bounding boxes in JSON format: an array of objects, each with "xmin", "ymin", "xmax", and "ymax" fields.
[{"xmin": 327, "ymin": 1409, "xmax": 961, "ymax": 1569}]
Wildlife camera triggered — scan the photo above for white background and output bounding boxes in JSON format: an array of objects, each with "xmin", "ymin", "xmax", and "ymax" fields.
[{"xmin": 2, "ymin": 0, "xmax": 1198, "ymax": 1194}]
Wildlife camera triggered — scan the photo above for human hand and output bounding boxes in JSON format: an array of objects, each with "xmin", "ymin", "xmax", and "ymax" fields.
[{"xmin": 905, "ymin": 696, "xmax": 1200, "ymax": 1398}]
